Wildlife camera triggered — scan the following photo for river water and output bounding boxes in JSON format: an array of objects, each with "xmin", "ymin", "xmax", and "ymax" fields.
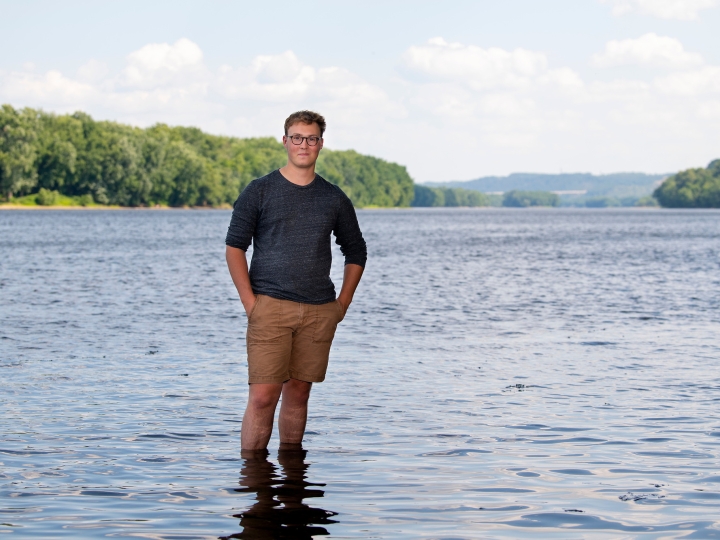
[{"xmin": 1, "ymin": 208, "xmax": 719, "ymax": 538}]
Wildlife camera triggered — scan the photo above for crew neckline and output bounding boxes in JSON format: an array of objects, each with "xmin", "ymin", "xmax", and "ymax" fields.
[{"xmin": 277, "ymin": 169, "xmax": 318, "ymax": 189}]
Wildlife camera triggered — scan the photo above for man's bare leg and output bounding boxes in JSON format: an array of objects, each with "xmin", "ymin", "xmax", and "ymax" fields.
[
  {"xmin": 241, "ymin": 383, "xmax": 283, "ymax": 451},
  {"xmin": 278, "ymin": 379, "xmax": 312, "ymax": 445}
]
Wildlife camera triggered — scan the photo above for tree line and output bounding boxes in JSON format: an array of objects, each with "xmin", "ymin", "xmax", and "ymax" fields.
[
  {"xmin": 0, "ymin": 105, "xmax": 415, "ymax": 207},
  {"xmin": 411, "ymin": 185, "xmax": 489, "ymax": 207},
  {"xmin": 653, "ymin": 159, "xmax": 720, "ymax": 208},
  {"xmin": 412, "ymin": 186, "xmax": 565, "ymax": 207},
  {"xmin": 502, "ymin": 190, "xmax": 559, "ymax": 207},
  {"xmin": 8, "ymin": 104, "xmax": 680, "ymax": 209}
]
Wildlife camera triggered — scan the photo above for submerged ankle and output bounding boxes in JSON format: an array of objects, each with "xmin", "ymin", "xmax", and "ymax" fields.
[{"xmin": 278, "ymin": 441, "xmax": 304, "ymax": 451}]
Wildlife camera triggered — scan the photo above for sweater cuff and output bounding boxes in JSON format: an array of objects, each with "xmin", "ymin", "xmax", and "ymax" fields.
[
  {"xmin": 225, "ymin": 237, "xmax": 249, "ymax": 251},
  {"xmin": 344, "ymin": 255, "xmax": 367, "ymax": 268}
]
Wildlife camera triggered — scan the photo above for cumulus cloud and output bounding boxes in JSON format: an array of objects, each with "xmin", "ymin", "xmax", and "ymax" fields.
[
  {"xmin": 0, "ymin": 38, "xmax": 400, "ymax": 150},
  {"xmin": 392, "ymin": 36, "xmax": 720, "ymax": 178},
  {"xmin": 655, "ymin": 66, "xmax": 720, "ymax": 94},
  {"xmin": 397, "ymin": 37, "xmax": 593, "ymax": 156},
  {"xmin": 217, "ymin": 51, "xmax": 316, "ymax": 102},
  {"xmin": 0, "ymin": 69, "xmax": 98, "ymax": 106},
  {"xmin": 77, "ymin": 60, "xmax": 110, "ymax": 83},
  {"xmin": 697, "ymin": 100, "xmax": 720, "ymax": 119},
  {"xmin": 583, "ymin": 79, "xmax": 652, "ymax": 103},
  {"xmin": 215, "ymin": 50, "xmax": 399, "ymax": 125},
  {"xmin": 401, "ymin": 37, "xmax": 549, "ymax": 90},
  {"xmin": 2, "ymin": 35, "xmax": 719, "ymax": 182},
  {"xmin": 400, "ymin": 38, "xmax": 584, "ymax": 119},
  {"xmin": 538, "ymin": 67, "xmax": 585, "ymax": 94},
  {"xmin": 253, "ymin": 51, "xmax": 310, "ymax": 85},
  {"xmin": 121, "ymin": 38, "xmax": 207, "ymax": 89},
  {"xmin": 592, "ymin": 33, "xmax": 704, "ymax": 69},
  {"xmin": 599, "ymin": 0, "xmax": 718, "ymax": 20}
]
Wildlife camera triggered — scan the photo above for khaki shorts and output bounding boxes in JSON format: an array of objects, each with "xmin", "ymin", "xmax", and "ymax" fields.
[{"xmin": 246, "ymin": 294, "xmax": 344, "ymax": 384}]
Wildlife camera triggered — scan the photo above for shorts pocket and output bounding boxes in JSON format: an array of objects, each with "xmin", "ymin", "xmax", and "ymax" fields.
[
  {"xmin": 247, "ymin": 295, "xmax": 262, "ymax": 323},
  {"xmin": 312, "ymin": 302, "xmax": 340, "ymax": 343},
  {"xmin": 247, "ymin": 296, "xmax": 284, "ymax": 343}
]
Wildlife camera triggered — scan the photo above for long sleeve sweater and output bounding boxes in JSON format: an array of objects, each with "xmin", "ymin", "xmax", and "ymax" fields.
[{"xmin": 225, "ymin": 170, "xmax": 367, "ymax": 304}]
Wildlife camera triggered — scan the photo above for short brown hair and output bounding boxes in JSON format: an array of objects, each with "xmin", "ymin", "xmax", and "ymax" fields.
[{"xmin": 284, "ymin": 110, "xmax": 326, "ymax": 137}]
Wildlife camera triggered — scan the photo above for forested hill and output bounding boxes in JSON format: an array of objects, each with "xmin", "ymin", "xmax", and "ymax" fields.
[
  {"xmin": 428, "ymin": 172, "xmax": 667, "ymax": 197},
  {"xmin": 653, "ymin": 159, "xmax": 720, "ymax": 208},
  {"xmin": 0, "ymin": 105, "xmax": 414, "ymax": 207}
]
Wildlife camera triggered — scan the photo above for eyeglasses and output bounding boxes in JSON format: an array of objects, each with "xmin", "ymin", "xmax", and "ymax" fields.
[{"xmin": 288, "ymin": 135, "xmax": 322, "ymax": 146}]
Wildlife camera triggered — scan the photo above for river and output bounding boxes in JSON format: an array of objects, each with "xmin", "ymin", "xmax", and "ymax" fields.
[{"xmin": 1, "ymin": 208, "xmax": 719, "ymax": 538}]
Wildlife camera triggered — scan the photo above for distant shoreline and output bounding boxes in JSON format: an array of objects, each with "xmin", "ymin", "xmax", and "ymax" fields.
[
  {"xmin": 0, "ymin": 204, "xmax": 676, "ymax": 212},
  {"xmin": 0, "ymin": 204, "xmax": 232, "ymax": 211}
]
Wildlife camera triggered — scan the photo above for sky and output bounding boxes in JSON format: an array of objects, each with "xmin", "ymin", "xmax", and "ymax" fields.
[{"xmin": 1, "ymin": 0, "xmax": 719, "ymax": 183}]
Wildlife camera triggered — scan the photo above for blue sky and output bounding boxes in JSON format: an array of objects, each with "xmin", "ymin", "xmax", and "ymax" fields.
[{"xmin": 2, "ymin": 0, "xmax": 719, "ymax": 182}]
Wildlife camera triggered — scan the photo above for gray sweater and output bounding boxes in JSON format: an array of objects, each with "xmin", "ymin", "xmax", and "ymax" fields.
[{"xmin": 225, "ymin": 170, "xmax": 367, "ymax": 304}]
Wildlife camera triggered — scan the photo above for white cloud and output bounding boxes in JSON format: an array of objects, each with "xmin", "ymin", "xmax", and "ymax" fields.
[
  {"xmin": 77, "ymin": 60, "xmax": 109, "ymax": 83},
  {"xmin": 400, "ymin": 38, "xmax": 584, "ymax": 122},
  {"xmin": 216, "ymin": 51, "xmax": 316, "ymax": 102},
  {"xmin": 583, "ymin": 79, "xmax": 652, "ymax": 102},
  {"xmin": 600, "ymin": 0, "xmax": 718, "ymax": 20},
  {"xmin": 593, "ymin": 33, "xmax": 704, "ymax": 68},
  {"xmin": 539, "ymin": 68, "xmax": 585, "ymax": 95},
  {"xmin": 122, "ymin": 38, "xmax": 206, "ymax": 88},
  {"xmin": 1, "ymin": 36, "xmax": 719, "ymax": 183},
  {"xmin": 393, "ymin": 36, "xmax": 720, "ymax": 178},
  {"xmin": 697, "ymin": 100, "xmax": 720, "ymax": 119},
  {"xmin": 655, "ymin": 66, "xmax": 720, "ymax": 94},
  {"xmin": 213, "ymin": 51, "xmax": 400, "ymax": 130},
  {"xmin": 401, "ymin": 37, "xmax": 548, "ymax": 90},
  {"xmin": 401, "ymin": 37, "xmax": 585, "ymax": 101},
  {"xmin": 0, "ymin": 69, "xmax": 98, "ymax": 106},
  {"xmin": 253, "ymin": 51, "xmax": 309, "ymax": 85},
  {"xmin": 0, "ymin": 39, "xmax": 400, "ymax": 148},
  {"xmin": 408, "ymin": 84, "xmax": 478, "ymax": 120},
  {"xmin": 315, "ymin": 67, "xmax": 396, "ymax": 110},
  {"xmin": 397, "ymin": 39, "xmax": 592, "ymax": 155}
]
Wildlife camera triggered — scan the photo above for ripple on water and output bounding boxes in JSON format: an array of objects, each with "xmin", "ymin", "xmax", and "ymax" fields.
[{"xmin": 2, "ymin": 208, "xmax": 720, "ymax": 537}]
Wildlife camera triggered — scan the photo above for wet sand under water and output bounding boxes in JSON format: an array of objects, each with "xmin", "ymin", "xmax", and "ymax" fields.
[{"xmin": 1, "ymin": 208, "xmax": 720, "ymax": 538}]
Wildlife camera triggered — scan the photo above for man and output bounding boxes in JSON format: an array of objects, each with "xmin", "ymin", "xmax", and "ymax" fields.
[{"xmin": 225, "ymin": 110, "xmax": 367, "ymax": 453}]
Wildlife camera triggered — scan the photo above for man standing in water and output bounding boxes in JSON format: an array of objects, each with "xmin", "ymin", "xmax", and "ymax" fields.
[{"xmin": 225, "ymin": 111, "xmax": 367, "ymax": 453}]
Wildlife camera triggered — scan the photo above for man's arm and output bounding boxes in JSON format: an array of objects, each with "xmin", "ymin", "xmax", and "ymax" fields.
[
  {"xmin": 226, "ymin": 246, "xmax": 256, "ymax": 315},
  {"xmin": 337, "ymin": 263, "xmax": 364, "ymax": 317},
  {"xmin": 332, "ymin": 194, "xmax": 367, "ymax": 318}
]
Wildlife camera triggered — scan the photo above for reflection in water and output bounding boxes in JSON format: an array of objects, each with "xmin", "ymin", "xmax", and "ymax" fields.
[{"xmin": 222, "ymin": 449, "xmax": 338, "ymax": 539}]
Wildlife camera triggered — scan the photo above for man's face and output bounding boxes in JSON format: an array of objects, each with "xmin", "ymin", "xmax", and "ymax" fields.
[{"xmin": 283, "ymin": 122, "xmax": 323, "ymax": 169}]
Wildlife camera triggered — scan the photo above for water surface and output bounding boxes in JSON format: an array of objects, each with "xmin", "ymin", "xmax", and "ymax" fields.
[{"xmin": 2, "ymin": 208, "xmax": 720, "ymax": 538}]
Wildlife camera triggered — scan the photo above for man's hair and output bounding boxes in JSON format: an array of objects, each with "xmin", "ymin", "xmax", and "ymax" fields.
[{"xmin": 284, "ymin": 110, "xmax": 326, "ymax": 137}]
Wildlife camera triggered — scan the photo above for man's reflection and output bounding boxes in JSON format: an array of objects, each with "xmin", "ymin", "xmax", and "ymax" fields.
[{"xmin": 222, "ymin": 446, "xmax": 337, "ymax": 539}]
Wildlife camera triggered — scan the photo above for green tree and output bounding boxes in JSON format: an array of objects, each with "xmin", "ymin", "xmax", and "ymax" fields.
[
  {"xmin": 317, "ymin": 150, "xmax": 414, "ymax": 207},
  {"xmin": 35, "ymin": 188, "xmax": 60, "ymax": 206},
  {"xmin": 503, "ymin": 190, "xmax": 559, "ymax": 207},
  {"xmin": 585, "ymin": 196, "xmax": 619, "ymax": 208},
  {"xmin": 654, "ymin": 164, "xmax": 720, "ymax": 208},
  {"xmin": 411, "ymin": 185, "xmax": 488, "ymax": 207},
  {"xmin": 0, "ymin": 104, "xmax": 420, "ymax": 208},
  {"xmin": 150, "ymin": 140, "xmax": 207, "ymax": 206},
  {"xmin": 0, "ymin": 105, "xmax": 39, "ymax": 199},
  {"xmin": 35, "ymin": 113, "xmax": 84, "ymax": 193},
  {"xmin": 443, "ymin": 187, "xmax": 488, "ymax": 206},
  {"xmin": 412, "ymin": 185, "xmax": 445, "ymax": 206},
  {"xmin": 70, "ymin": 114, "xmax": 143, "ymax": 204},
  {"xmin": 634, "ymin": 195, "xmax": 659, "ymax": 207}
]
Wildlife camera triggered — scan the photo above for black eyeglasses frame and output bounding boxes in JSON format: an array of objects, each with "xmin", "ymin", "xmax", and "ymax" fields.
[{"xmin": 287, "ymin": 135, "xmax": 322, "ymax": 146}]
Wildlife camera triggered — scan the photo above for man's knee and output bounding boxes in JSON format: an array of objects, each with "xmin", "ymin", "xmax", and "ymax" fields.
[
  {"xmin": 283, "ymin": 378, "xmax": 312, "ymax": 404},
  {"xmin": 248, "ymin": 383, "xmax": 282, "ymax": 410}
]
